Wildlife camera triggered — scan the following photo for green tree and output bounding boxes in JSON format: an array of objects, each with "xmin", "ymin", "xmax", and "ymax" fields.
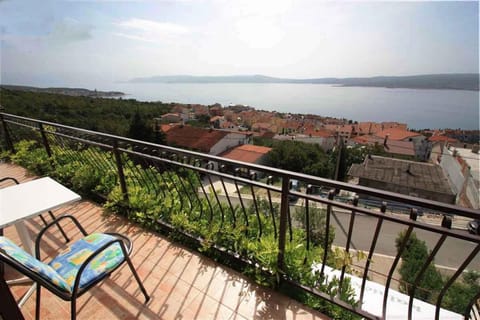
[
  {"xmin": 332, "ymin": 143, "xmax": 389, "ymax": 180},
  {"xmin": 443, "ymin": 271, "xmax": 480, "ymax": 314},
  {"xmin": 395, "ymin": 231, "xmax": 443, "ymax": 302},
  {"xmin": 264, "ymin": 140, "xmax": 333, "ymax": 177},
  {"xmin": 127, "ymin": 110, "xmax": 153, "ymax": 142}
]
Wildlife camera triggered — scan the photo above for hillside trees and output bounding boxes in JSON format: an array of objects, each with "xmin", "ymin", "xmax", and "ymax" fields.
[{"xmin": 0, "ymin": 88, "xmax": 171, "ymax": 137}]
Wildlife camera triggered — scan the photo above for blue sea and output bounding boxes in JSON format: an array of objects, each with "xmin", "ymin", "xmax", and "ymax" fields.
[{"xmin": 108, "ymin": 83, "xmax": 479, "ymax": 130}]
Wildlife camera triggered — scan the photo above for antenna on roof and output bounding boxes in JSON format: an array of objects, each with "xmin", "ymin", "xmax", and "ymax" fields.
[{"xmin": 383, "ymin": 134, "xmax": 390, "ymax": 150}]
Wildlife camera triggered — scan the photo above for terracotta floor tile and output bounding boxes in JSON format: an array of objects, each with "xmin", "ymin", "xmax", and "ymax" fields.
[{"xmin": 184, "ymin": 294, "xmax": 235, "ymax": 320}]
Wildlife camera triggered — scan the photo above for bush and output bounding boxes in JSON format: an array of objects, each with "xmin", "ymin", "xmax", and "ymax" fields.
[{"xmin": 396, "ymin": 231, "xmax": 443, "ymax": 301}]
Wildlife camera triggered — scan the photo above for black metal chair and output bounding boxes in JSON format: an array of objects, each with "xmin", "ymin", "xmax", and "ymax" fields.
[
  {"xmin": 0, "ymin": 215, "xmax": 150, "ymax": 320},
  {"xmin": 0, "ymin": 177, "xmax": 69, "ymax": 242}
]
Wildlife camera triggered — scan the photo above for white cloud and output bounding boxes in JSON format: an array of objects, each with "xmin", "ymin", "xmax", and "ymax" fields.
[{"xmin": 115, "ymin": 18, "xmax": 189, "ymax": 43}]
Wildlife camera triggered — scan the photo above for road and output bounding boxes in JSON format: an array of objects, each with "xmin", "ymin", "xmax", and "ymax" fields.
[
  {"xmin": 209, "ymin": 191, "xmax": 479, "ymax": 271},
  {"xmin": 328, "ymin": 209, "xmax": 480, "ymax": 270}
]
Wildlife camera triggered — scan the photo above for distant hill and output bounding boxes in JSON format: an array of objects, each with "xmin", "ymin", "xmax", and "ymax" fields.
[
  {"xmin": 0, "ymin": 85, "xmax": 124, "ymax": 97},
  {"xmin": 129, "ymin": 73, "xmax": 479, "ymax": 91}
]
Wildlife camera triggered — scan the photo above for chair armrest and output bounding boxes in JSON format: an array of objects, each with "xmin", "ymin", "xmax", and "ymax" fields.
[
  {"xmin": 104, "ymin": 232, "xmax": 133, "ymax": 255},
  {"xmin": 35, "ymin": 215, "xmax": 88, "ymax": 259},
  {"xmin": 71, "ymin": 237, "xmax": 130, "ymax": 295}
]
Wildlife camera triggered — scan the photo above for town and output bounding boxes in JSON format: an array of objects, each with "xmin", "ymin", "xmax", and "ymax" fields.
[{"xmin": 156, "ymin": 103, "xmax": 479, "ymax": 211}]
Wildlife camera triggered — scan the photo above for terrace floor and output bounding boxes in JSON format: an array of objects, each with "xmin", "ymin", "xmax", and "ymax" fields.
[{"xmin": 1, "ymin": 163, "xmax": 329, "ymax": 320}]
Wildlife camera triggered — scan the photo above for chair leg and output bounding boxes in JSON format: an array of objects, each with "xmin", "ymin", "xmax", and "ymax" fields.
[
  {"xmin": 48, "ymin": 211, "xmax": 70, "ymax": 243},
  {"xmin": 40, "ymin": 211, "xmax": 70, "ymax": 243},
  {"xmin": 124, "ymin": 256, "xmax": 150, "ymax": 303},
  {"xmin": 35, "ymin": 284, "xmax": 41, "ymax": 320},
  {"xmin": 0, "ymin": 228, "xmax": 3, "ymax": 276},
  {"xmin": 71, "ymin": 298, "xmax": 76, "ymax": 320}
]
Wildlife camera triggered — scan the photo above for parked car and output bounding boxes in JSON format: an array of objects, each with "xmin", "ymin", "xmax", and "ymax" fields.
[
  {"xmin": 467, "ymin": 219, "xmax": 480, "ymax": 235},
  {"xmin": 289, "ymin": 179, "xmax": 300, "ymax": 202}
]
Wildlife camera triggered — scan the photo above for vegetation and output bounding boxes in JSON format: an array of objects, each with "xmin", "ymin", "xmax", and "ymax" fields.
[
  {"xmin": 263, "ymin": 140, "xmax": 389, "ymax": 181},
  {"xmin": 0, "ymin": 87, "xmax": 171, "ymax": 137},
  {"xmin": 396, "ymin": 231, "xmax": 443, "ymax": 301},
  {"xmin": 396, "ymin": 231, "xmax": 479, "ymax": 314},
  {"xmin": 265, "ymin": 140, "xmax": 335, "ymax": 178},
  {"xmin": 443, "ymin": 271, "xmax": 480, "ymax": 314},
  {"xmin": 127, "ymin": 110, "xmax": 165, "ymax": 144}
]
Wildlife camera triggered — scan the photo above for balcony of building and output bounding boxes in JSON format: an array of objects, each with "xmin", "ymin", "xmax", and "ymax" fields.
[{"xmin": 1, "ymin": 163, "xmax": 328, "ymax": 320}]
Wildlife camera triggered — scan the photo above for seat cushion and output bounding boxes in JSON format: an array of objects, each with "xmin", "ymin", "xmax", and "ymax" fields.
[
  {"xmin": 0, "ymin": 237, "xmax": 71, "ymax": 292},
  {"xmin": 49, "ymin": 233, "xmax": 125, "ymax": 290}
]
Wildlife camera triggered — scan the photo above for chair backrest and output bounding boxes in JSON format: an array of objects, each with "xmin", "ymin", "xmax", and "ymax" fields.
[
  {"xmin": 0, "ymin": 177, "xmax": 20, "ymax": 188},
  {"xmin": 0, "ymin": 237, "xmax": 72, "ymax": 293}
]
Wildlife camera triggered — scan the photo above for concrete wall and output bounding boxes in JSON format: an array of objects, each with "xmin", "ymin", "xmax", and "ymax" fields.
[
  {"xmin": 294, "ymin": 136, "xmax": 336, "ymax": 151},
  {"xmin": 210, "ymin": 132, "xmax": 249, "ymax": 155},
  {"xmin": 463, "ymin": 177, "xmax": 479, "ymax": 209},
  {"xmin": 439, "ymin": 148, "xmax": 464, "ymax": 195}
]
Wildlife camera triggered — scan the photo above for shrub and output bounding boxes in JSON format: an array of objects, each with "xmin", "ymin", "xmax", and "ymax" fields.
[{"xmin": 396, "ymin": 231, "xmax": 443, "ymax": 301}]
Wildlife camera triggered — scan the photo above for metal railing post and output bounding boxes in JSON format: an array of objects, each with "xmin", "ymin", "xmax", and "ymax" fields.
[
  {"xmin": 0, "ymin": 112, "xmax": 15, "ymax": 153},
  {"xmin": 112, "ymin": 139, "xmax": 129, "ymax": 206},
  {"xmin": 277, "ymin": 176, "xmax": 290, "ymax": 283},
  {"xmin": 38, "ymin": 123, "xmax": 52, "ymax": 158}
]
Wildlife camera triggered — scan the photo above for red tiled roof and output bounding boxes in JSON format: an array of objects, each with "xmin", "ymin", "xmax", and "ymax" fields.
[
  {"xmin": 375, "ymin": 128, "xmax": 421, "ymax": 141},
  {"xmin": 161, "ymin": 124, "xmax": 176, "ymax": 132},
  {"xmin": 220, "ymin": 144, "xmax": 272, "ymax": 164},
  {"xmin": 165, "ymin": 125, "xmax": 228, "ymax": 153},
  {"xmin": 356, "ymin": 122, "xmax": 407, "ymax": 134},
  {"xmin": 352, "ymin": 135, "xmax": 370, "ymax": 144},
  {"xmin": 352, "ymin": 135, "xmax": 415, "ymax": 156},
  {"xmin": 303, "ymin": 128, "xmax": 333, "ymax": 138},
  {"xmin": 428, "ymin": 135, "xmax": 459, "ymax": 143}
]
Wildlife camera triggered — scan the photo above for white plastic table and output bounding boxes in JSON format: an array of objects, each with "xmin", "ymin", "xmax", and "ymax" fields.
[
  {"xmin": 0, "ymin": 177, "xmax": 81, "ymax": 252},
  {"xmin": 0, "ymin": 177, "xmax": 81, "ymax": 306}
]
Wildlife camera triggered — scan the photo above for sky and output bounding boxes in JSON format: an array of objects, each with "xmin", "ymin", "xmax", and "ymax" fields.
[{"xmin": 0, "ymin": 0, "xmax": 478, "ymax": 88}]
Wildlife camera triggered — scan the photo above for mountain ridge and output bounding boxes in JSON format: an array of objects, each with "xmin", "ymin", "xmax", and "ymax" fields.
[{"xmin": 129, "ymin": 73, "xmax": 479, "ymax": 91}]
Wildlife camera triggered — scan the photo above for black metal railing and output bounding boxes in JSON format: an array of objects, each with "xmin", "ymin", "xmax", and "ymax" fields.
[{"xmin": 1, "ymin": 112, "xmax": 479, "ymax": 320}]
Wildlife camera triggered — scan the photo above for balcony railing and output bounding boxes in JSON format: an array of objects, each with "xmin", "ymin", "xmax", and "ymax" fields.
[{"xmin": 1, "ymin": 112, "xmax": 479, "ymax": 320}]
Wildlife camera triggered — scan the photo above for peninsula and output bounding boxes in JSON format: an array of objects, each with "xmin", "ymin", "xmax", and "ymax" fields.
[
  {"xmin": 128, "ymin": 73, "xmax": 479, "ymax": 91},
  {"xmin": 0, "ymin": 85, "xmax": 125, "ymax": 98}
]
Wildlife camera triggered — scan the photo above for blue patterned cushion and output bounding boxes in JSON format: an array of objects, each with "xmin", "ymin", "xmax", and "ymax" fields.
[
  {"xmin": 0, "ymin": 237, "xmax": 71, "ymax": 292},
  {"xmin": 49, "ymin": 233, "xmax": 125, "ymax": 290}
]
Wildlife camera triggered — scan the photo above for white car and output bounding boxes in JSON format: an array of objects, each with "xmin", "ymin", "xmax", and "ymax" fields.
[{"xmin": 467, "ymin": 219, "xmax": 480, "ymax": 235}]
